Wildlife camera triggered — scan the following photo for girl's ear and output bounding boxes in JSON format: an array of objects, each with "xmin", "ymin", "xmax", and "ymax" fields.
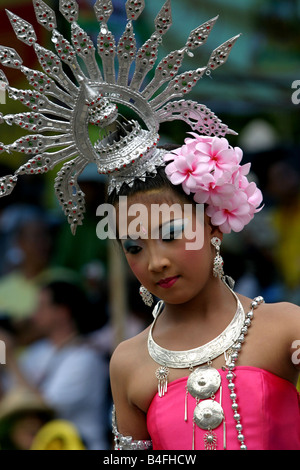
[{"xmin": 205, "ymin": 214, "xmax": 223, "ymax": 242}]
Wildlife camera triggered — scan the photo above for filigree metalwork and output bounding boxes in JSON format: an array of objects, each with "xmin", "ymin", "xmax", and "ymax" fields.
[{"xmin": 0, "ymin": 0, "xmax": 240, "ymax": 233}]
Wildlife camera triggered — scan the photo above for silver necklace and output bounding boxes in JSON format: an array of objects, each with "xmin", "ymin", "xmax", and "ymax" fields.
[
  {"xmin": 147, "ymin": 286, "xmax": 264, "ymax": 450},
  {"xmin": 148, "ymin": 283, "xmax": 245, "ymax": 375}
]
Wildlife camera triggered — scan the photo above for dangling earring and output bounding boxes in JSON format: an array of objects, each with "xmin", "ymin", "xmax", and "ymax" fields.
[
  {"xmin": 139, "ymin": 285, "xmax": 154, "ymax": 307},
  {"xmin": 211, "ymin": 237, "xmax": 224, "ymax": 279}
]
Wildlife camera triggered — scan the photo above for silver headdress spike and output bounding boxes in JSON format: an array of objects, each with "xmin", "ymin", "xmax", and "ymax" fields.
[{"xmin": 0, "ymin": 0, "xmax": 240, "ymax": 234}]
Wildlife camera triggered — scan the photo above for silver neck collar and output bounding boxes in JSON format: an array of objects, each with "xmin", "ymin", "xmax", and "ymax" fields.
[{"xmin": 148, "ymin": 284, "xmax": 245, "ymax": 369}]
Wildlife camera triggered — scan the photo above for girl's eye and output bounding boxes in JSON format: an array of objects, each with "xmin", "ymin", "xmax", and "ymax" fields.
[
  {"xmin": 122, "ymin": 240, "xmax": 142, "ymax": 255},
  {"xmin": 126, "ymin": 245, "xmax": 142, "ymax": 255},
  {"xmin": 161, "ymin": 219, "xmax": 186, "ymax": 241}
]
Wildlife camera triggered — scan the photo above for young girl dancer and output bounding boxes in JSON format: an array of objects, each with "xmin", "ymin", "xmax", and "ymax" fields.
[
  {"xmin": 109, "ymin": 136, "xmax": 300, "ymax": 450},
  {"xmin": 0, "ymin": 0, "xmax": 299, "ymax": 451}
]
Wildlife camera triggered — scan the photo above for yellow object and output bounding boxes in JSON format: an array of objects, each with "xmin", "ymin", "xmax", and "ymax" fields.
[
  {"xmin": 30, "ymin": 420, "xmax": 85, "ymax": 450},
  {"xmin": 0, "ymin": 271, "xmax": 39, "ymax": 320},
  {"xmin": 271, "ymin": 202, "xmax": 300, "ymax": 289},
  {"xmin": 297, "ymin": 375, "xmax": 300, "ymax": 394}
]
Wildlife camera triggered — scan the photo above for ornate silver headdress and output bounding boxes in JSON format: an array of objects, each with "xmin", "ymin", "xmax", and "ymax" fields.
[{"xmin": 0, "ymin": 0, "xmax": 240, "ymax": 234}]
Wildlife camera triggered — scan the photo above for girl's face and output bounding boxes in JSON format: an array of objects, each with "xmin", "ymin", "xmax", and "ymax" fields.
[{"xmin": 116, "ymin": 188, "xmax": 222, "ymax": 306}]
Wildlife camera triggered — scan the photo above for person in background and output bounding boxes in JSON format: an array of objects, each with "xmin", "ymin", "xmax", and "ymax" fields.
[
  {"xmin": 0, "ymin": 280, "xmax": 110, "ymax": 450},
  {"xmin": 0, "ymin": 205, "xmax": 80, "ymax": 349},
  {"xmin": 0, "ymin": 208, "xmax": 53, "ymax": 322},
  {"xmin": 0, "ymin": 387, "xmax": 54, "ymax": 450}
]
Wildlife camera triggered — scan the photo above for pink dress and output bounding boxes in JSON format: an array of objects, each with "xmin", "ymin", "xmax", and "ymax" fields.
[{"xmin": 147, "ymin": 366, "xmax": 300, "ymax": 450}]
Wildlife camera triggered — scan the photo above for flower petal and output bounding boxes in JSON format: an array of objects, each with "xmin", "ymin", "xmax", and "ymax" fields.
[{"xmin": 169, "ymin": 172, "xmax": 187, "ymax": 185}]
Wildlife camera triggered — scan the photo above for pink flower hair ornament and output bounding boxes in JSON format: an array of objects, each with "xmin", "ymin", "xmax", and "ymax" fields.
[{"xmin": 163, "ymin": 133, "xmax": 263, "ymax": 233}]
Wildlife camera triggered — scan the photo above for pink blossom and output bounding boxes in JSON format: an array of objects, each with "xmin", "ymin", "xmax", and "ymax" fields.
[
  {"xmin": 232, "ymin": 163, "xmax": 251, "ymax": 189},
  {"xmin": 193, "ymin": 135, "xmax": 241, "ymax": 180},
  {"xmin": 193, "ymin": 173, "xmax": 235, "ymax": 206},
  {"xmin": 243, "ymin": 181, "xmax": 263, "ymax": 215},
  {"xmin": 164, "ymin": 151, "xmax": 209, "ymax": 194},
  {"xmin": 233, "ymin": 146, "xmax": 243, "ymax": 164},
  {"xmin": 206, "ymin": 191, "xmax": 252, "ymax": 233},
  {"xmin": 163, "ymin": 134, "xmax": 263, "ymax": 233}
]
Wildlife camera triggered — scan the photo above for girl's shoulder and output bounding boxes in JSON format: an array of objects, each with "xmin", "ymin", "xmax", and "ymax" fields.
[
  {"xmin": 236, "ymin": 296, "xmax": 300, "ymax": 381},
  {"xmin": 239, "ymin": 292, "xmax": 300, "ymax": 323},
  {"xmin": 238, "ymin": 294, "xmax": 300, "ymax": 350},
  {"xmin": 256, "ymin": 299, "xmax": 300, "ymax": 322},
  {"xmin": 110, "ymin": 326, "xmax": 150, "ymax": 376},
  {"xmin": 250, "ymin": 299, "xmax": 300, "ymax": 357}
]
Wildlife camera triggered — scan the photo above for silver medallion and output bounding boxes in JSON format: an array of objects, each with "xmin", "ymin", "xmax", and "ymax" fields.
[
  {"xmin": 187, "ymin": 366, "xmax": 221, "ymax": 400},
  {"xmin": 194, "ymin": 400, "xmax": 224, "ymax": 430}
]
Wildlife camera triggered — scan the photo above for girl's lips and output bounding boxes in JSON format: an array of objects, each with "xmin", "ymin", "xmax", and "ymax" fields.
[{"xmin": 157, "ymin": 276, "xmax": 179, "ymax": 288}]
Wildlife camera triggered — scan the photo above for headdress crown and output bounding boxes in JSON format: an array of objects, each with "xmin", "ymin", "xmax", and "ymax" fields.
[{"xmin": 0, "ymin": 0, "xmax": 240, "ymax": 233}]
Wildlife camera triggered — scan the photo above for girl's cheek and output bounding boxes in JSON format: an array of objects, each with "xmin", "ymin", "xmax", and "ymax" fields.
[
  {"xmin": 175, "ymin": 241, "xmax": 208, "ymax": 272},
  {"xmin": 127, "ymin": 259, "xmax": 138, "ymax": 272},
  {"xmin": 126, "ymin": 258, "xmax": 145, "ymax": 282}
]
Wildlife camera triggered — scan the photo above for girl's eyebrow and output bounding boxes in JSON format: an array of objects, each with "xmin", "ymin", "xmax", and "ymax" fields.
[
  {"xmin": 120, "ymin": 235, "xmax": 140, "ymax": 242},
  {"xmin": 158, "ymin": 218, "xmax": 185, "ymax": 230},
  {"xmin": 120, "ymin": 227, "xmax": 146, "ymax": 241},
  {"xmin": 149, "ymin": 218, "xmax": 175, "ymax": 237},
  {"xmin": 153, "ymin": 218, "xmax": 186, "ymax": 237},
  {"xmin": 121, "ymin": 238, "xmax": 142, "ymax": 250},
  {"xmin": 120, "ymin": 218, "xmax": 187, "ymax": 241}
]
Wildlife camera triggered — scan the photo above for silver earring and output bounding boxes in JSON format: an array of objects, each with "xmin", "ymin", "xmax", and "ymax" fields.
[
  {"xmin": 139, "ymin": 285, "xmax": 154, "ymax": 307},
  {"xmin": 211, "ymin": 237, "xmax": 224, "ymax": 279}
]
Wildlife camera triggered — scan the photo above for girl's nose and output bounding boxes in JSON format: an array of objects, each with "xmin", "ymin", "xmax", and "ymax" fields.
[{"xmin": 147, "ymin": 246, "xmax": 171, "ymax": 273}]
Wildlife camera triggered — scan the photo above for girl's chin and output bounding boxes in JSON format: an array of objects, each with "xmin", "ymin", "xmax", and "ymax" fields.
[{"xmin": 159, "ymin": 291, "xmax": 194, "ymax": 305}]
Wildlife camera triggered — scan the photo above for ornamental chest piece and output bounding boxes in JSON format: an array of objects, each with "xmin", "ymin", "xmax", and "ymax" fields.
[
  {"xmin": 186, "ymin": 364, "xmax": 224, "ymax": 449},
  {"xmin": 187, "ymin": 365, "xmax": 221, "ymax": 399},
  {"xmin": 194, "ymin": 400, "xmax": 224, "ymax": 430}
]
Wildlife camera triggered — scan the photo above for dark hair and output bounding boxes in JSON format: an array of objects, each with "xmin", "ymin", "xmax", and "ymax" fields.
[{"xmin": 42, "ymin": 280, "xmax": 89, "ymax": 334}]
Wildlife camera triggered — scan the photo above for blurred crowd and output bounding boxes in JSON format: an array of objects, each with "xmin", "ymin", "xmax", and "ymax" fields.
[
  {"xmin": 0, "ymin": 167, "xmax": 151, "ymax": 450},
  {"xmin": 0, "ymin": 128, "xmax": 299, "ymax": 450}
]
